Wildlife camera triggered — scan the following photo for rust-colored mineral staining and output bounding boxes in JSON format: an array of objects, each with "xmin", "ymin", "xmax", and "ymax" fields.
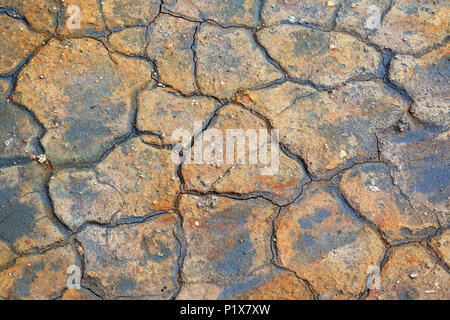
[{"xmin": 0, "ymin": 0, "xmax": 448, "ymax": 300}]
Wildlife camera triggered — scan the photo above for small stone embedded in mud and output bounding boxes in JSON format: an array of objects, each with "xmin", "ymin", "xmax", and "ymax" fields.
[{"xmin": 196, "ymin": 195, "xmax": 218, "ymax": 209}]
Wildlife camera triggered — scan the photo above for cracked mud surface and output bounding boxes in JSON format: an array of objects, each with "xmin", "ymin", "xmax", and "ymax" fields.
[{"xmin": 0, "ymin": 0, "xmax": 448, "ymax": 300}]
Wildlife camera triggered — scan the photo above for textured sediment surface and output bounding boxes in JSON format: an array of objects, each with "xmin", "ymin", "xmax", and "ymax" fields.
[{"xmin": 0, "ymin": 0, "xmax": 448, "ymax": 300}]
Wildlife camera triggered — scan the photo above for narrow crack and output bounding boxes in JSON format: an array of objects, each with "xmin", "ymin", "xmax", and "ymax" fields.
[
  {"xmin": 1, "ymin": 1, "xmax": 448, "ymax": 301},
  {"xmin": 269, "ymin": 206, "xmax": 320, "ymax": 299},
  {"xmin": 191, "ymin": 24, "xmax": 202, "ymax": 95}
]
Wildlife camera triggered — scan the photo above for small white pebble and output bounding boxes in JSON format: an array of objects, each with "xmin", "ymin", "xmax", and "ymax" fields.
[
  {"xmin": 4, "ymin": 138, "xmax": 13, "ymax": 146},
  {"xmin": 37, "ymin": 154, "xmax": 47, "ymax": 163}
]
